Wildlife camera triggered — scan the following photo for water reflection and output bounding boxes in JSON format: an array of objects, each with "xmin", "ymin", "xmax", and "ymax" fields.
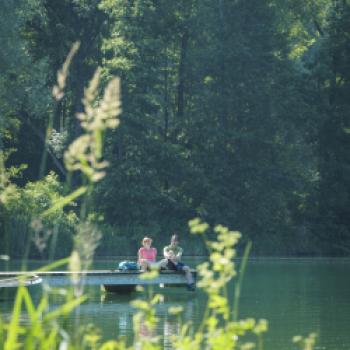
[
  {"xmin": 2, "ymin": 259, "xmax": 350, "ymax": 350},
  {"xmin": 99, "ymin": 288, "xmax": 198, "ymax": 347},
  {"xmin": 162, "ymin": 299, "xmax": 195, "ymax": 349}
]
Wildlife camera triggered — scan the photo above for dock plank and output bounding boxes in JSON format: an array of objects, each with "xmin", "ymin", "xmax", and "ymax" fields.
[{"xmin": 0, "ymin": 270, "xmax": 197, "ymax": 288}]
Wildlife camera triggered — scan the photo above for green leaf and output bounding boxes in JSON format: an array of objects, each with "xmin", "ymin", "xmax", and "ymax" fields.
[{"xmin": 41, "ymin": 186, "xmax": 87, "ymax": 217}]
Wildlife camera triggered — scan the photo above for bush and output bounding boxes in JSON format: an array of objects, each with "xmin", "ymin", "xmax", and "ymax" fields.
[{"xmin": 1, "ymin": 171, "xmax": 77, "ymax": 259}]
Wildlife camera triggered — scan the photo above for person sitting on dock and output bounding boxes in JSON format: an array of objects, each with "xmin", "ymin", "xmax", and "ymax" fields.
[
  {"xmin": 162, "ymin": 234, "xmax": 195, "ymax": 291},
  {"xmin": 138, "ymin": 237, "xmax": 157, "ymax": 271}
]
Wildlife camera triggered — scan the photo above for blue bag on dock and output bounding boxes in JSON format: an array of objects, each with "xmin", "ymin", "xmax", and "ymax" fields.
[{"xmin": 118, "ymin": 261, "xmax": 139, "ymax": 271}]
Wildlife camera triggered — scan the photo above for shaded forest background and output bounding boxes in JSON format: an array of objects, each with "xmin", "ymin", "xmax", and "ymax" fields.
[{"xmin": 1, "ymin": 0, "xmax": 350, "ymax": 258}]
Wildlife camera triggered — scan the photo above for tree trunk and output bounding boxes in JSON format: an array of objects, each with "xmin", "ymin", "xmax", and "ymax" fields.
[{"xmin": 177, "ymin": 30, "xmax": 188, "ymax": 119}]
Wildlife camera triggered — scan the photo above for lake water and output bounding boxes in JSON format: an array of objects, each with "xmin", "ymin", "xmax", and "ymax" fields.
[{"xmin": 1, "ymin": 258, "xmax": 350, "ymax": 349}]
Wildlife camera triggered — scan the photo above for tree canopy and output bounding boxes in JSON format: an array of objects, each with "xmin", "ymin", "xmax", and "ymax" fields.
[{"xmin": 1, "ymin": 0, "xmax": 350, "ymax": 257}]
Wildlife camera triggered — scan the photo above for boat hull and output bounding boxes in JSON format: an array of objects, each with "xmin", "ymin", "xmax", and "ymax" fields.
[{"xmin": 0, "ymin": 275, "xmax": 42, "ymax": 300}]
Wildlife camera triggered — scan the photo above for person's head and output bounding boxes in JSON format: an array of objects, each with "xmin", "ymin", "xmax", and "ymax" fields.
[
  {"xmin": 170, "ymin": 234, "xmax": 179, "ymax": 246},
  {"xmin": 142, "ymin": 237, "xmax": 152, "ymax": 248}
]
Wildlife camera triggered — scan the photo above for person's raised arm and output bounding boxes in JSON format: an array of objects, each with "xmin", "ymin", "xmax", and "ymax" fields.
[
  {"xmin": 163, "ymin": 246, "xmax": 169, "ymax": 258},
  {"xmin": 176, "ymin": 247, "xmax": 183, "ymax": 258}
]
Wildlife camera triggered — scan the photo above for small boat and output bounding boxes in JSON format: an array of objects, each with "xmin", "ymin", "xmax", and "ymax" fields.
[{"xmin": 0, "ymin": 275, "xmax": 42, "ymax": 299}]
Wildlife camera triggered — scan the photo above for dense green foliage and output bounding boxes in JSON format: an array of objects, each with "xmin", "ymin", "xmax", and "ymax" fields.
[
  {"xmin": 1, "ymin": 171, "xmax": 77, "ymax": 259},
  {"xmin": 1, "ymin": 0, "xmax": 350, "ymax": 256}
]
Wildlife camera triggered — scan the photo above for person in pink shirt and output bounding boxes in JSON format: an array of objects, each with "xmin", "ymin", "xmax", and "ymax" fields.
[{"xmin": 138, "ymin": 237, "xmax": 157, "ymax": 270}]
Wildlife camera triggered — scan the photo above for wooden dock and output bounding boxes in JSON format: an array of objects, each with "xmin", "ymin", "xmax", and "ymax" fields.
[{"xmin": 0, "ymin": 270, "xmax": 196, "ymax": 293}]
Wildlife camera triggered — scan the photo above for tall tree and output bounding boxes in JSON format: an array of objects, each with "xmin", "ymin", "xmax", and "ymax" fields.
[
  {"xmin": 315, "ymin": 1, "xmax": 350, "ymax": 254},
  {"xmin": 97, "ymin": 0, "xmax": 315, "ymax": 254},
  {"xmin": 97, "ymin": 0, "xmax": 201, "ymax": 231},
  {"xmin": 0, "ymin": 0, "xmax": 52, "ymax": 182}
]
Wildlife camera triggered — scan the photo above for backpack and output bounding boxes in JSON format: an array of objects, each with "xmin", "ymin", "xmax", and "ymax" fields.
[{"xmin": 118, "ymin": 261, "xmax": 139, "ymax": 271}]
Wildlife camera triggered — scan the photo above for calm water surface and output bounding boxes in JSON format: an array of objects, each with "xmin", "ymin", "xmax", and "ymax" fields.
[{"xmin": 1, "ymin": 258, "xmax": 349, "ymax": 349}]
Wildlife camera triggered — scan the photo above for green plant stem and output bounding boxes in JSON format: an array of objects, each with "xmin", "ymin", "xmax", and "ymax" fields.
[
  {"xmin": 232, "ymin": 240, "xmax": 252, "ymax": 321},
  {"xmin": 258, "ymin": 334, "xmax": 264, "ymax": 350},
  {"xmin": 21, "ymin": 229, "xmax": 33, "ymax": 272},
  {"xmin": 39, "ymin": 115, "xmax": 54, "ymax": 179},
  {"xmin": 42, "ymin": 186, "xmax": 87, "ymax": 217}
]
